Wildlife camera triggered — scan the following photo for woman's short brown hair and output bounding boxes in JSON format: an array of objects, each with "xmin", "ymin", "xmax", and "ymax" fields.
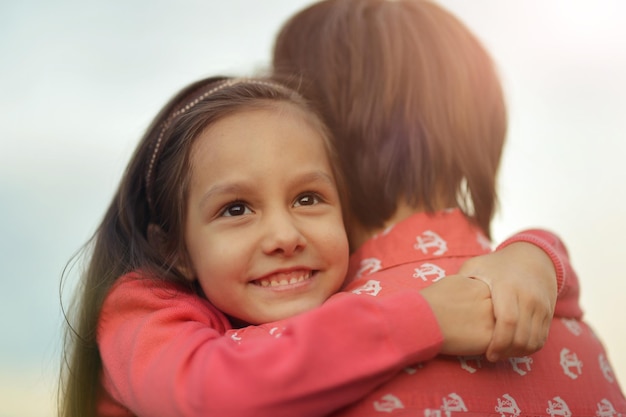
[{"xmin": 273, "ymin": 0, "xmax": 507, "ymax": 237}]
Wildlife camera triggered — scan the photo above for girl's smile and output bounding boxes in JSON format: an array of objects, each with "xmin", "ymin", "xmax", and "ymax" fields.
[{"xmin": 250, "ymin": 268, "xmax": 317, "ymax": 288}]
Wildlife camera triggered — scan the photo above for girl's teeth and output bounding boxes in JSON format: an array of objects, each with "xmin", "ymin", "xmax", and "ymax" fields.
[{"xmin": 256, "ymin": 272, "xmax": 311, "ymax": 287}]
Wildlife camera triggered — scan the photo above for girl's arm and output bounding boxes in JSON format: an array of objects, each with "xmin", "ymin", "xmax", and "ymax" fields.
[
  {"xmin": 98, "ymin": 272, "xmax": 492, "ymax": 417},
  {"xmin": 458, "ymin": 228, "xmax": 581, "ymax": 362}
]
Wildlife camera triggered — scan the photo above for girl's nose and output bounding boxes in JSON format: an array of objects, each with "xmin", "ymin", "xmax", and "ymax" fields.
[{"xmin": 260, "ymin": 210, "xmax": 306, "ymax": 256}]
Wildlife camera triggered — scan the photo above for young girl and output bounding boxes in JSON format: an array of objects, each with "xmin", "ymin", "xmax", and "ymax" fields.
[
  {"xmin": 271, "ymin": 0, "xmax": 626, "ymax": 414},
  {"xmin": 60, "ymin": 73, "xmax": 600, "ymax": 416},
  {"xmin": 60, "ymin": 76, "xmax": 497, "ymax": 417}
]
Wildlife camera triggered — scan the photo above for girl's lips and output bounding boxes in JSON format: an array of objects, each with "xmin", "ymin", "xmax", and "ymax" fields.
[{"xmin": 251, "ymin": 270, "xmax": 316, "ymax": 288}]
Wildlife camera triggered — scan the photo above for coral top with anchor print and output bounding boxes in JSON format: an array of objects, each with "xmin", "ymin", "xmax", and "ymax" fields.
[{"xmin": 335, "ymin": 208, "xmax": 626, "ymax": 417}]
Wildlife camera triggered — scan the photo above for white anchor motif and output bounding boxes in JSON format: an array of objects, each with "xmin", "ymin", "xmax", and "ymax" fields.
[
  {"xmin": 413, "ymin": 263, "xmax": 446, "ymax": 282},
  {"xmin": 458, "ymin": 355, "xmax": 484, "ymax": 374},
  {"xmin": 355, "ymin": 257, "xmax": 383, "ymax": 278},
  {"xmin": 414, "ymin": 230, "xmax": 448, "ymax": 256},
  {"xmin": 561, "ymin": 318, "xmax": 583, "ymax": 336},
  {"xmin": 495, "ymin": 393, "xmax": 521, "ymax": 417},
  {"xmin": 423, "ymin": 393, "xmax": 468, "ymax": 417},
  {"xmin": 509, "ymin": 356, "xmax": 533, "ymax": 376},
  {"xmin": 559, "ymin": 348, "xmax": 583, "ymax": 379},
  {"xmin": 598, "ymin": 353, "xmax": 615, "ymax": 383},
  {"xmin": 404, "ymin": 365, "xmax": 419, "ymax": 375},
  {"xmin": 441, "ymin": 393, "xmax": 468, "ymax": 416},
  {"xmin": 372, "ymin": 394, "xmax": 404, "ymax": 413},
  {"xmin": 230, "ymin": 332, "xmax": 242, "ymax": 344},
  {"xmin": 546, "ymin": 396, "xmax": 572, "ymax": 417},
  {"xmin": 268, "ymin": 326, "xmax": 284, "ymax": 338},
  {"xmin": 351, "ymin": 279, "xmax": 382, "ymax": 297},
  {"xmin": 595, "ymin": 398, "xmax": 619, "ymax": 417}
]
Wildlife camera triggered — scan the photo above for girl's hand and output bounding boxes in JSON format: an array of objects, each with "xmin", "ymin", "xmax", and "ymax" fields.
[
  {"xmin": 420, "ymin": 275, "xmax": 494, "ymax": 356},
  {"xmin": 458, "ymin": 242, "xmax": 557, "ymax": 362}
]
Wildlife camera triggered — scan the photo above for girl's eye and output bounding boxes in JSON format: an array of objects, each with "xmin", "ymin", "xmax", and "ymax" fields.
[
  {"xmin": 220, "ymin": 202, "xmax": 251, "ymax": 217},
  {"xmin": 294, "ymin": 193, "xmax": 321, "ymax": 207}
]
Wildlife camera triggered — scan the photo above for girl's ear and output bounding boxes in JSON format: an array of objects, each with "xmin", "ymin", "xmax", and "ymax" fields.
[{"xmin": 147, "ymin": 223, "xmax": 195, "ymax": 281}]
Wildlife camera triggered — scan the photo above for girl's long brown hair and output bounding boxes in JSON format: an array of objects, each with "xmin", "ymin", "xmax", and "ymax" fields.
[
  {"xmin": 58, "ymin": 76, "xmax": 343, "ymax": 417},
  {"xmin": 273, "ymin": 0, "xmax": 507, "ymax": 238}
]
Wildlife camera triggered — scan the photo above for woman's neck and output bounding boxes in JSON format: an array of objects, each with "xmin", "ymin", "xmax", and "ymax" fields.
[
  {"xmin": 348, "ymin": 198, "xmax": 455, "ymax": 252},
  {"xmin": 348, "ymin": 201, "xmax": 423, "ymax": 251}
]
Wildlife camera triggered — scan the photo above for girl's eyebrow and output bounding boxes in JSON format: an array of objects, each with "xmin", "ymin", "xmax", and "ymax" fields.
[
  {"xmin": 293, "ymin": 170, "xmax": 336, "ymax": 188},
  {"xmin": 198, "ymin": 183, "xmax": 247, "ymax": 210},
  {"xmin": 198, "ymin": 170, "xmax": 336, "ymax": 210}
]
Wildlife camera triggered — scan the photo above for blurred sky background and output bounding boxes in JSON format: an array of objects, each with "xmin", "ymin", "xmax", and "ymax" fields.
[{"xmin": 1, "ymin": 1, "xmax": 625, "ymax": 416}]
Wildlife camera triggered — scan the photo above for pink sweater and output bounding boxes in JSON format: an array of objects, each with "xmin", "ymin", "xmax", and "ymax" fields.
[
  {"xmin": 333, "ymin": 209, "xmax": 625, "ymax": 416},
  {"xmin": 97, "ymin": 274, "xmax": 441, "ymax": 416}
]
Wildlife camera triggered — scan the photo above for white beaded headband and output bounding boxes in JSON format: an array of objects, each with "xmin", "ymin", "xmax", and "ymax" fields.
[{"xmin": 145, "ymin": 77, "xmax": 295, "ymax": 210}]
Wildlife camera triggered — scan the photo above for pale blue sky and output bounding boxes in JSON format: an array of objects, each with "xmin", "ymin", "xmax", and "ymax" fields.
[{"xmin": 1, "ymin": 1, "xmax": 625, "ymax": 415}]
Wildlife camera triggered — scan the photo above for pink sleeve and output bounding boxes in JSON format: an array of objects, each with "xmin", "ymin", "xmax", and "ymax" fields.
[
  {"xmin": 496, "ymin": 229, "xmax": 582, "ymax": 318},
  {"xmin": 98, "ymin": 274, "xmax": 443, "ymax": 417}
]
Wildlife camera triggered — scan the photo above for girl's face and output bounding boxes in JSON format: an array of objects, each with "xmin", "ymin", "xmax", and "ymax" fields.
[{"xmin": 184, "ymin": 104, "xmax": 349, "ymax": 325}]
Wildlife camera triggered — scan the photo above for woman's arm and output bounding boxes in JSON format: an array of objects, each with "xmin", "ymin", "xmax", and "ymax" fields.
[{"xmin": 98, "ymin": 272, "xmax": 492, "ymax": 417}]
